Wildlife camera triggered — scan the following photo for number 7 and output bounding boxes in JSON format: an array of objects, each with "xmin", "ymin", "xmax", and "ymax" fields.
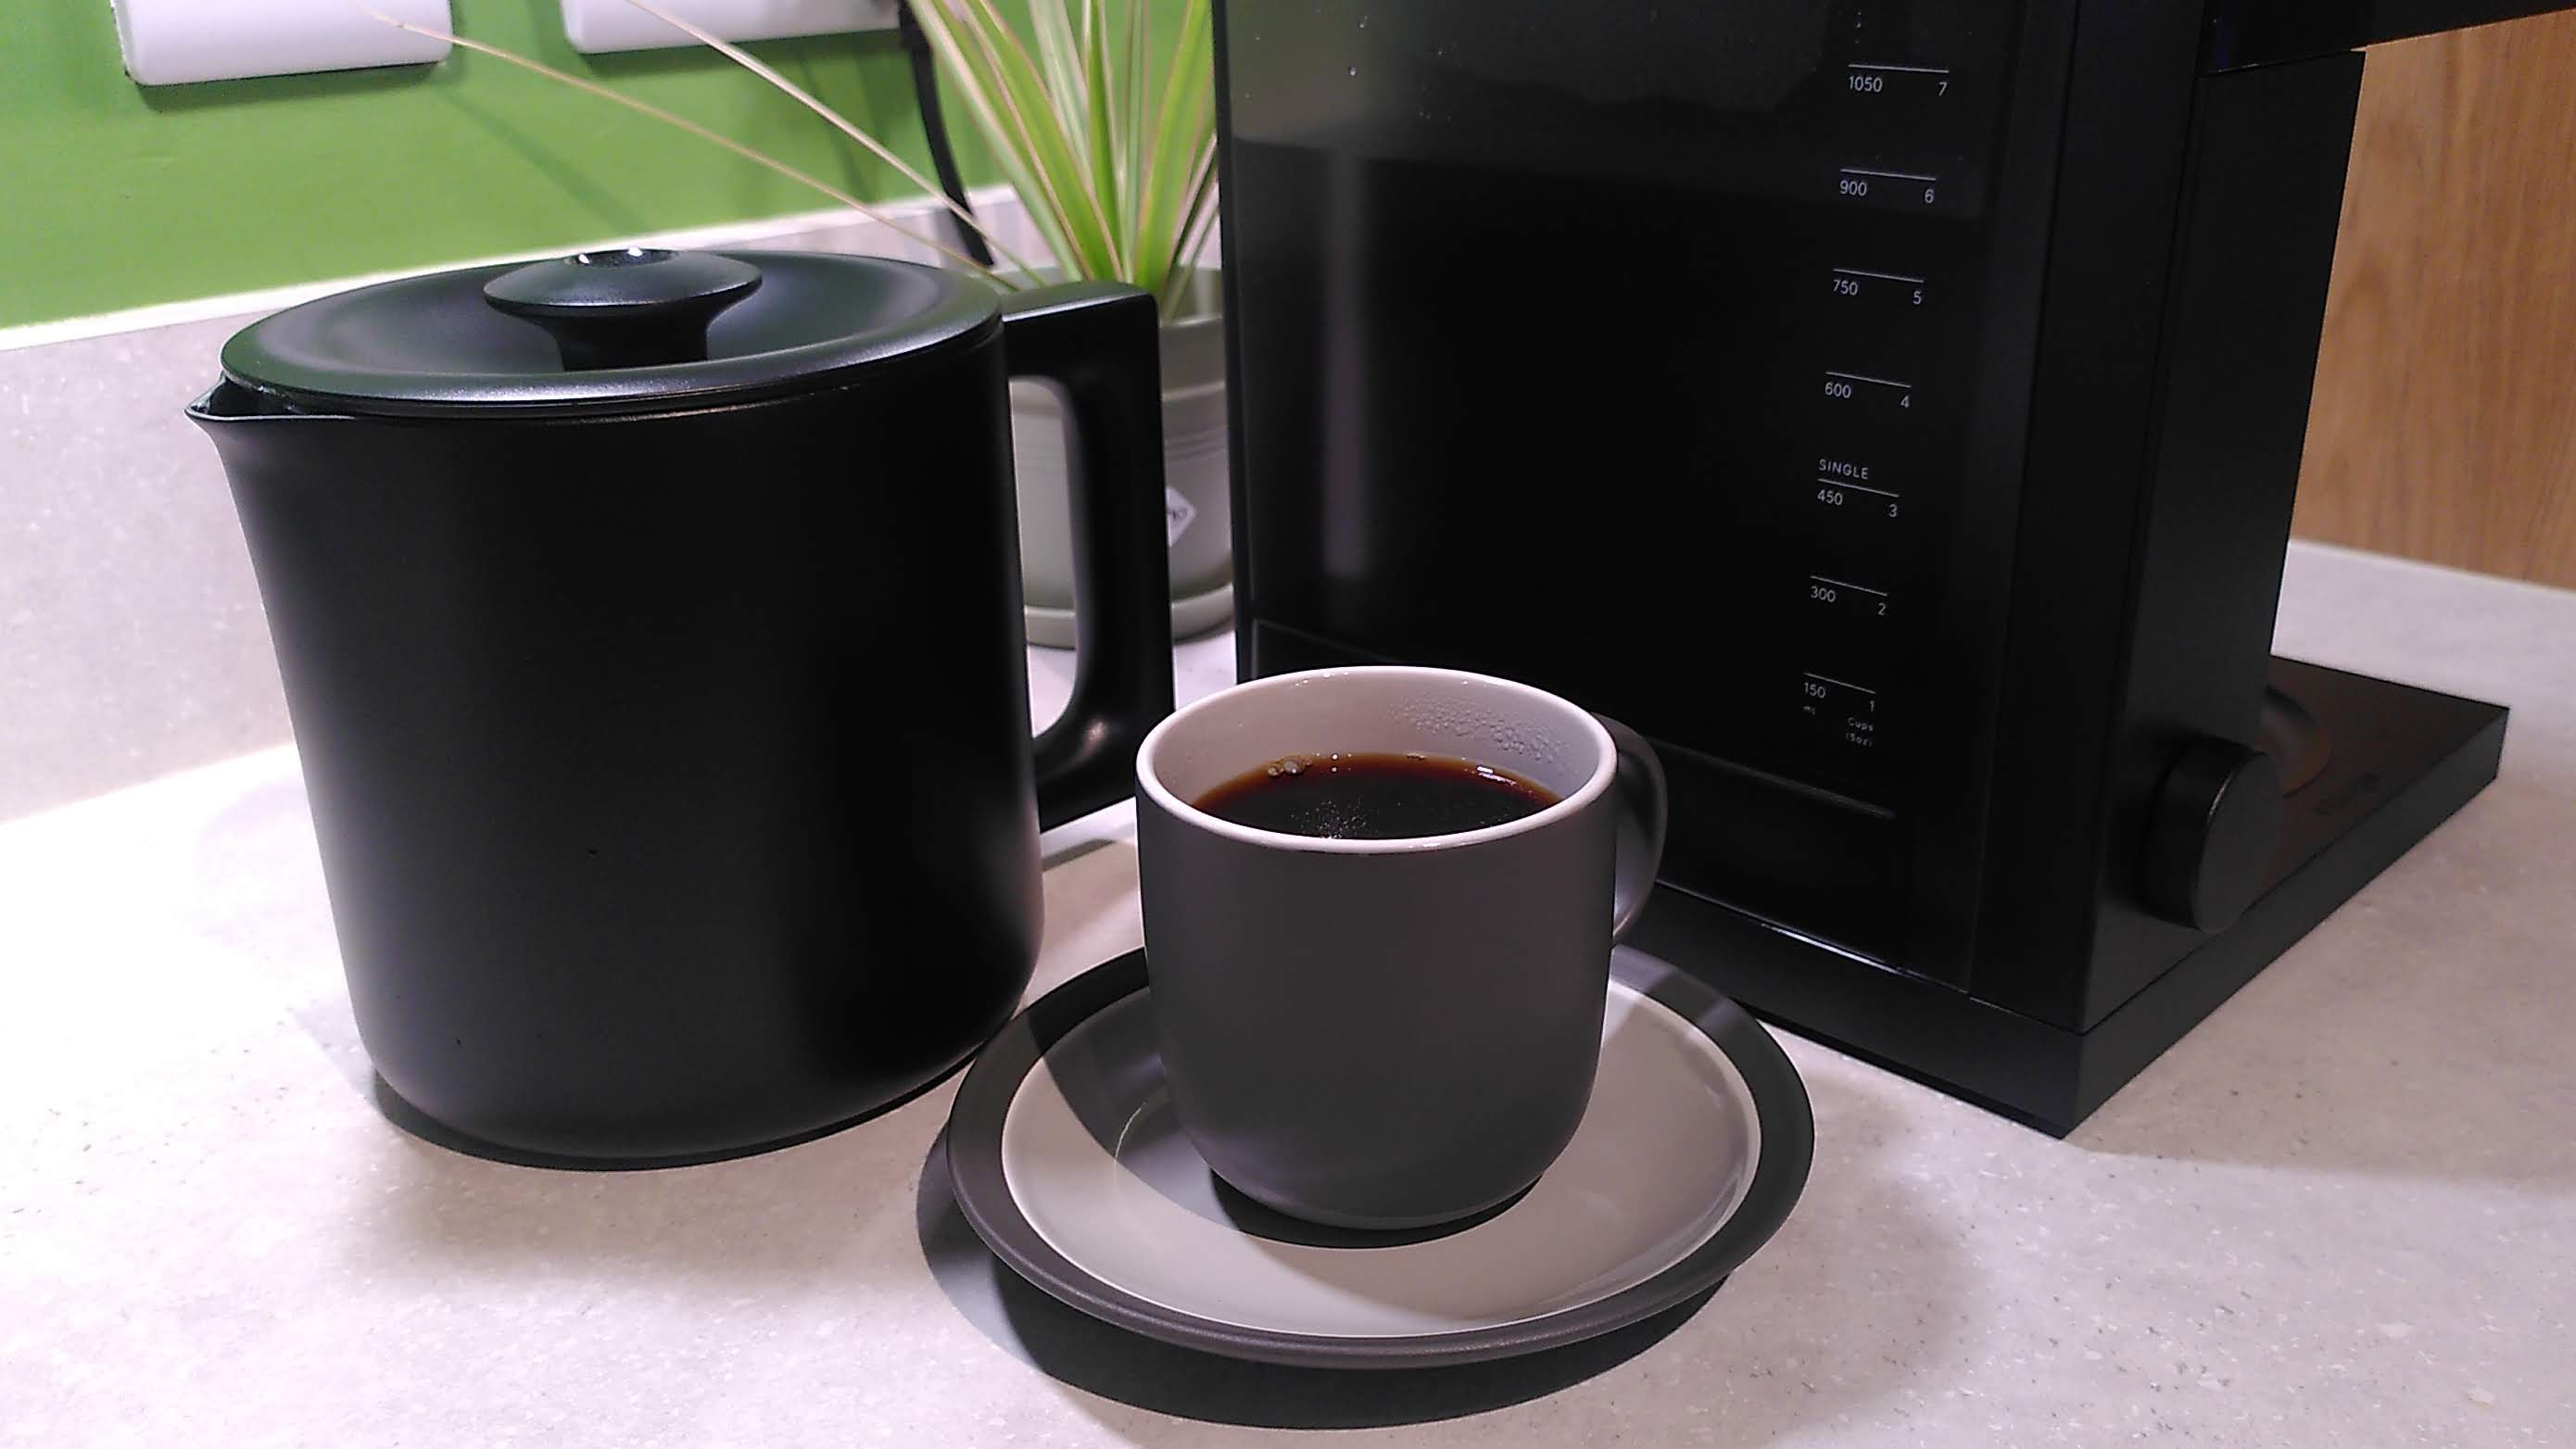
[{"xmin": 1938, "ymin": 79, "xmax": 1950, "ymax": 95}]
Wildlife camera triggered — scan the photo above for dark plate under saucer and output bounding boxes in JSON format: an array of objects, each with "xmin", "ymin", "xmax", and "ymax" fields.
[{"xmin": 943, "ymin": 945, "xmax": 1814, "ymax": 1369}]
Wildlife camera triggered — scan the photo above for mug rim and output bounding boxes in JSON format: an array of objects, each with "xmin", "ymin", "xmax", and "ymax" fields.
[{"xmin": 1134, "ymin": 665, "xmax": 1619, "ymax": 855}]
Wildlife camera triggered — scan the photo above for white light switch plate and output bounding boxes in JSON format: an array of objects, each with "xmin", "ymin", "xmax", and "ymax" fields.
[
  {"xmin": 111, "ymin": 0, "xmax": 453, "ymax": 86},
  {"xmin": 561, "ymin": 0, "xmax": 898, "ymax": 54}
]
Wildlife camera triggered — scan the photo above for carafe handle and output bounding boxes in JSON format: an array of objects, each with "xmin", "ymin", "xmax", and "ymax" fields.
[{"xmin": 1003, "ymin": 283, "xmax": 1177, "ymax": 829}]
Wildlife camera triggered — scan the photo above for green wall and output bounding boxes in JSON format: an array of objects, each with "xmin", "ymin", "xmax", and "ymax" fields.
[{"xmin": 0, "ymin": 2, "xmax": 1006, "ymax": 328}]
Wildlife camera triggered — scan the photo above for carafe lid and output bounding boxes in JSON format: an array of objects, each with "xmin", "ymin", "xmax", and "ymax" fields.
[{"xmin": 219, "ymin": 248, "xmax": 999, "ymax": 418}]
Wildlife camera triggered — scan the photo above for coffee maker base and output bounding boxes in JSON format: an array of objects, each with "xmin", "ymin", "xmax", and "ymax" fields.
[{"xmin": 1628, "ymin": 657, "xmax": 2507, "ymax": 1135}]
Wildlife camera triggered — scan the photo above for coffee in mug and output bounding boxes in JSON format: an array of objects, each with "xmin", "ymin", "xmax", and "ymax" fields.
[
  {"xmin": 1134, "ymin": 665, "xmax": 1667, "ymax": 1230},
  {"xmin": 1193, "ymin": 752, "xmax": 1559, "ymax": 839}
]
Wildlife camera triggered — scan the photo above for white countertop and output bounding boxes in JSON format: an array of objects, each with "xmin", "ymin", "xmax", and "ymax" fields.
[{"xmin": 5, "ymin": 542, "xmax": 2571, "ymax": 1447}]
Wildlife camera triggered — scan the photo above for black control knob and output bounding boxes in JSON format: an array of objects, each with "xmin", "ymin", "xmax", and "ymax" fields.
[{"xmin": 2140, "ymin": 740, "xmax": 2282, "ymax": 932}]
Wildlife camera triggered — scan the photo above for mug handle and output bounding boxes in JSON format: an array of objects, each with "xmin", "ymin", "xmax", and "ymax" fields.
[
  {"xmin": 1001, "ymin": 283, "xmax": 1177, "ymax": 830},
  {"xmin": 1596, "ymin": 714, "xmax": 1670, "ymax": 940}
]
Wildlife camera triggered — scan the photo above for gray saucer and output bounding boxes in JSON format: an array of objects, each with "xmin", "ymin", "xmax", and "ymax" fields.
[{"xmin": 943, "ymin": 946, "xmax": 1813, "ymax": 1368}]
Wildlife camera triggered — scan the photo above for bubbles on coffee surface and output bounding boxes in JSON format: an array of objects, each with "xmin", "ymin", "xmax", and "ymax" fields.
[{"xmin": 1193, "ymin": 751, "xmax": 1558, "ymax": 840}]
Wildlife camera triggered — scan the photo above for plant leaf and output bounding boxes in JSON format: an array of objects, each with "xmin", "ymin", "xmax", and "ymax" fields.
[
  {"xmin": 1132, "ymin": 0, "xmax": 1214, "ymax": 301},
  {"xmin": 1026, "ymin": 0, "xmax": 1087, "ymax": 142},
  {"xmin": 1158, "ymin": 136, "xmax": 1219, "ymax": 316},
  {"xmin": 951, "ymin": 0, "xmax": 1122, "ymax": 279},
  {"xmin": 1120, "ymin": 0, "xmax": 1147, "ymax": 258},
  {"xmin": 350, "ymin": 6, "xmax": 1009, "ymax": 282},
  {"xmin": 1080, "ymin": 0, "xmax": 1124, "ymax": 275},
  {"xmin": 905, "ymin": 0, "xmax": 1088, "ymax": 276},
  {"xmin": 612, "ymin": 0, "xmax": 1043, "ymax": 277}
]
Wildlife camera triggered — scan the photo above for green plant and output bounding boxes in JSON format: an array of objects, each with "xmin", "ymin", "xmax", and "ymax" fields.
[{"xmin": 371, "ymin": 1, "xmax": 1218, "ymax": 318}]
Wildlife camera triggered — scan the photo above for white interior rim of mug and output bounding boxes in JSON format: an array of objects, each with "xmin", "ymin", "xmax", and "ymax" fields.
[{"xmin": 1135, "ymin": 665, "xmax": 1620, "ymax": 855}]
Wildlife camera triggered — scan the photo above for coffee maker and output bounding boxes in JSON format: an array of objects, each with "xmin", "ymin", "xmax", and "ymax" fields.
[{"xmin": 1210, "ymin": 0, "xmax": 2558, "ymax": 1131}]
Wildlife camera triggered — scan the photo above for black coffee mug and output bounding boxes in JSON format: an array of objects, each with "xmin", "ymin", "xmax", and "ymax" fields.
[{"xmin": 1133, "ymin": 666, "xmax": 1668, "ymax": 1230}]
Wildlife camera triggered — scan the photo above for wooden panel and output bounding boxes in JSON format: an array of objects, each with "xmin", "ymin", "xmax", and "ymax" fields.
[{"xmin": 2293, "ymin": 12, "xmax": 2576, "ymax": 586}]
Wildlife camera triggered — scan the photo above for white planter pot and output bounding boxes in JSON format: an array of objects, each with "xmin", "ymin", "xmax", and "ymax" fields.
[{"xmin": 1009, "ymin": 268, "xmax": 1231, "ymax": 648}]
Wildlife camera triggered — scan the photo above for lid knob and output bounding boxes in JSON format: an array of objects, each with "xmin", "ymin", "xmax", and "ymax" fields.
[{"xmin": 482, "ymin": 248, "xmax": 763, "ymax": 371}]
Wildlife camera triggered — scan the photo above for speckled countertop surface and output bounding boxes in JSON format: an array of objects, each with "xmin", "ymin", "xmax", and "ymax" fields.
[{"xmin": 4, "ymin": 543, "xmax": 2570, "ymax": 1447}]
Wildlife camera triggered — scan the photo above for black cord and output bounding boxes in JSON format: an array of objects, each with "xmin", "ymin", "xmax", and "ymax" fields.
[{"xmin": 897, "ymin": 2, "xmax": 994, "ymax": 268}]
